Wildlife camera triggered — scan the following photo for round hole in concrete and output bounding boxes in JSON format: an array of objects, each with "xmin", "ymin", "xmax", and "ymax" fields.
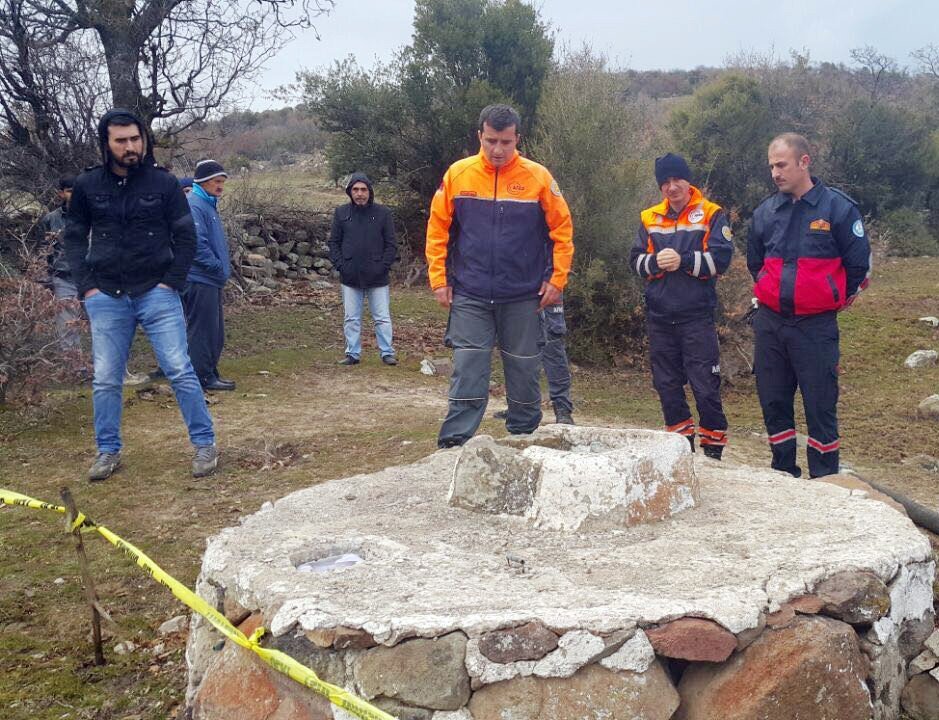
[{"xmin": 293, "ymin": 542, "xmax": 364, "ymax": 573}]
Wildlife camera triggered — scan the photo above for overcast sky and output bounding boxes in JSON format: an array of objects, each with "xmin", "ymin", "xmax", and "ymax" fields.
[{"xmin": 253, "ymin": 0, "xmax": 933, "ymax": 106}]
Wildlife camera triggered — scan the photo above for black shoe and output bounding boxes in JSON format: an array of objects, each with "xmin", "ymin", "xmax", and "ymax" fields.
[
  {"xmin": 202, "ymin": 378, "xmax": 236, "ymax": 391},
  {"xmin": 492, "ymin": 409, "xmax": 508, "ymax": 420},
  {"xmin": 438, "ymin": 438, "xmax": 464, "ymax": 449},
  {"xmin": 703, "ymin": 445, "xmax": 724, "ymax": 460},
  {"xmin": 338, "ymin": 355, "xmax": 360, "ymax": 366},
  {"xmin": 554, "ymin": 409, "xmax": 574, "ymax": 425},
  {"xmin": 381, "ymin": 355, "xmax": 398, "ymax": 366}
]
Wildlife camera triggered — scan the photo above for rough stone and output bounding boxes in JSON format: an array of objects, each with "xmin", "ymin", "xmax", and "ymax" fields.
[
  {"xmin": 860, "ymin": 633, "xmax": 906, "ymax": 720},
  {"xmin": 243, "ymin": 234, "xmax": 266, "ymax": 249},
  {"xmin": 296, "ymin": 241, "xmax": 312, "ymax": 255},
  {"xmin": 787, "ymin": 594, "xmax": 824, "ymax": 614},
  {"xmin": 901, "ymin": 673, "xmax": 939, "ymax": 720},
  {"xmin": 297, "ymin": 255, "xmax": 314, "ymax": 269},
  {"xmin": 599, "ymin": 629, "xmax": 655, "ymax": 673},
  {"xmin": 919, "ymin": 316, "xmax": 939, "ymax": 327},
  {"xmin": 910, "ymin": 648, "xmax": 938, "ymax": 674},
  {"xmin": 158, "ymin": 614, "xmax": 189, "ymax": 636},
  {"xmin": 420, "ymin": 357, "xmax": 453, "ymax": 377},
  {"xmin": 870, "ymin": 562, "xmax": 936, "ymax": 645},
  {"xmin": 927, "ymin": 630, "xmax": 939, "ymax": 656},
  {"xmin": 814, "ymin": 569, "xmax": 892, "ymax": 625},
  {"xmin": 478, "ymin": 622, "xmax": 558, "ymax": 663},
  {"xmin": 430, "ymin": 711, "xmax": 472, "ymax": 720},
  {"xmin": 222, "ymin": 595, "xmax": 251, "ymax": 626},
  {"xmin": 764, "ymin": 605, "xmax": 795, "ymax": 629},
  {"xmin": 450, "ymin": 427, "xmax": 697, "ymax": 531},
  {"xmin": 468, "ymin": 661, "xmax": 679, "ymax": 720},
  {"xmin": 531, "ymin": 630, "xmax": 608, "ymax": 678},
  {"xmin": 304, "ymin": 626, "xmax": 375, "ymax": 650},
  {"xmin": 370, "ymin": 698, "xmax": 433, "ymax": 720},
  {"xmin": 355, "ymin": 632, "xmax": 470, "ymax": 711},
  {"xmin": 917, "ymin": 395, "xmax": 939, "ymax": 421},
  {"xmin": 645, "ymin": 617, "xmax": 737, "ymax": 662},
  {"xmin": 191, "ymin": 639, "xmax": 332, "ymax": 720},
  {"xmin": 905, "ymin": 350, "xmax": 939, "ymax": 369},
  {"xmin": 279, "ymin": 241, "xmax": 296, "ymax": 256},
  {"xmin": 245, "ymin": 252, "xmax": 269, "ymax": 266},
  {"xmin": 675, "ymin": 616, "xmax": 871, "ymax": 720}
]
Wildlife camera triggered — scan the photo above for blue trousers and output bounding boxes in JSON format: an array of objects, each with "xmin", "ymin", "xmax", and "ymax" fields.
[
  {"xmin": 341, "ymin": 284, "xmax": 394, "ymax": 360},
  {"xmin": 84, "ymin": 286, "xmax": 215, "ymax": 454},
  {"xmin": 647, "ymin": 317, "xmax": 727, "ymax": 447},
  {"xmin": 753, "ymin": 307, "xmax": 840, "ymax": 478},
  {"xmin": 182, "ymin": 282, "xmax": 225, "ymax": 384}
]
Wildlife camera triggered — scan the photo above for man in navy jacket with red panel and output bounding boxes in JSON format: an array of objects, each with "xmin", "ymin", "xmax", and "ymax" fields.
[{"xmin": 748, "ymin": 133, "xmax": 871, "ymax": 479}]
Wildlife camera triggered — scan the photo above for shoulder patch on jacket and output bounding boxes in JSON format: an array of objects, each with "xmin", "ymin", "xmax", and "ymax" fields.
[
  {"xmin": 550, "ymin": 180, "xmax": 562, "ymax": 197},
  {"xmin": 722, "ymin": 225, "xmax": 733, "ymax": 241}
]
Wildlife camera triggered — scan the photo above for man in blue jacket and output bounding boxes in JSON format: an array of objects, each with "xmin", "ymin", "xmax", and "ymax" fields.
[{"xmin": 184, "ymin": 160, "xmax": 234, "ymax": 391}]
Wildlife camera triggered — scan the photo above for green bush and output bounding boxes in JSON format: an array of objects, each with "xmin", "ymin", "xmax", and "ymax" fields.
[{"xmin": 880, "ymin": 208, "xmax": 939, "ymax": 257}]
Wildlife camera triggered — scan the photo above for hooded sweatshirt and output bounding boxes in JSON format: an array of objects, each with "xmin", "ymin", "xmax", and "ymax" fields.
[
  {"xmin": 63, "ymin": 108, "xmax": 197, "ymax": 298},
  {"xmin": 328, "ymin": 172, "xmax": 397, "ymax": 289}
]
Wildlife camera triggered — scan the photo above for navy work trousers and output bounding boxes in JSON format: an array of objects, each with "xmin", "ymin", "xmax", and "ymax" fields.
[
  {"xmin": 647, "ymin": 317, "xmax": 727, "ymax": 447},
  {"xmin": 541, "ymin": 303, "xmax": 573, "ymax": 413},
  {"xmin": 182, "ymin": 281, "xmax": 225, "ymax": 385},
  {"xmin": 438, "ymin": 294, "xmax": 543, "ymax": 447},
  {"xmin": 753, "ymin": 307, "xmax": 840, "ymax": 478}
]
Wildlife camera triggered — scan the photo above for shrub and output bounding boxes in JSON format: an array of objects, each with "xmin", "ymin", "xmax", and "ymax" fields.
[{"xmin": 880, "ymin": 208, "xmax": 939, "ymax": 257}]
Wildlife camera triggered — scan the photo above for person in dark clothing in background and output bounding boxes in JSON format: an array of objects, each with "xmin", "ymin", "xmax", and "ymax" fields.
[
  {"xmin": 42, "ymin": 175, "xmax": 82, "ymax": 352},
  {"xmin": 629, "ymin": 153, "xmax": 734, "ymax": 459},
  {"xmin": 64, "ymin": 108, "xmax": 217, "ymax": 481},
  {"xmin": 328, "ymin": 172, "xmax": 398, "ymax": 366},
  {"xmin": 183, "ymin": 160, "xmax": 234, "ymax": 391}
]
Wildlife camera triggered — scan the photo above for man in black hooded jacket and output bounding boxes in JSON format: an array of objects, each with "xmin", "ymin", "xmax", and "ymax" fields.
[
  {"xmin": 64, "ymin": 108, "xmax": 218, "ymax": 481},
  {"xmin": 328, "ymin": 172, "xmax": 398, "ymax": 365}
]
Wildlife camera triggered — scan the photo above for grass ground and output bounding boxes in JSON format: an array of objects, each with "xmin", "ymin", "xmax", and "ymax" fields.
[{"xmin": 1, "ymin": 259, "xmax": 937, "ymax": 719}]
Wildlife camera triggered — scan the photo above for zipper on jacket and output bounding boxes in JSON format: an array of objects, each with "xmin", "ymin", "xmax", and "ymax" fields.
[
  {"xmin": 490, "ymin": 167, "xmax": 498, "ymax": 304},
  {"xmin": 118, "ymin": 175, "xmax": 128, "ymax": 296}
]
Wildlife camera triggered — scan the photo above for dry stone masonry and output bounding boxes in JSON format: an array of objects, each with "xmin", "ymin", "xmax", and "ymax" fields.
[{"xmin": 186, "ymin": 425, "xmax": 937, "ymax": 720}]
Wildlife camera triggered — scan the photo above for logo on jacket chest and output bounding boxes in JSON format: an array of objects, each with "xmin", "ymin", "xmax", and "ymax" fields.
[
  {"xmin": 459, "ymin": 190, "xmax": 478, "ymax": 197},
  {"xmin": 507, "ymin": 182, "xmax": 526, "ymax": 196},
  {"xmin": 810, "ymin": 218, "xmax": 831, "ymax": 232},
  {"xmin": 687, "ymin": 208, "xmax": 705, "ymax": 224}
]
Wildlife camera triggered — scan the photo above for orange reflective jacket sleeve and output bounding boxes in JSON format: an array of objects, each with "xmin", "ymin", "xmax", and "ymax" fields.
[
  {"xmin": 425, "ymin": 174, "xmax": 454, "ymax": 290},
  {"xmin": 540, "ymin": 173, "xmax": 574, "ymax": 290}
]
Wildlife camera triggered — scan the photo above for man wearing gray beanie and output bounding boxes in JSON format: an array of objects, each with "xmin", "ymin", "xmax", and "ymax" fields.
[{"xmin": 629, "ymin": 153, "xmax": 734, "ymax": 459}]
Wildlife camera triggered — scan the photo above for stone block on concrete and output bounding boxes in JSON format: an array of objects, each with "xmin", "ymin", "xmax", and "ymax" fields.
[
  {"xmin": 645, "ymin": 617, "xmax": 737, "ymax": 662},
  {"xmin": 814, "ymin": 570, "xmax": 892, "ymax": 625},
  {"xmin": 901, "ymin": 672, "xmax": 939, "ymax": 720}
]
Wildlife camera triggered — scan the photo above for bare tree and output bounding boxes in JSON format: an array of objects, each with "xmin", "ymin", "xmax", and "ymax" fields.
[
  {"xmin": 0, "ymin": 0, "xmax": 333, "ymax": 201},
  {"xmin": 912, "ymin": 44, "xmax": 939, "ymax": 80},
  {"xmin": 849, "ymin": 45, "xmax": 905, "ymax": 105}
]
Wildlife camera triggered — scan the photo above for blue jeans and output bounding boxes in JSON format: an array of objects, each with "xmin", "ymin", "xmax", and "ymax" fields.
[
  {"xmin": 341, "ymin": 284, "xmax": 394, "ymax": 360},
  {"xmin": 84, "ymin": 286, "xmax": 215, "ymax": 453}
]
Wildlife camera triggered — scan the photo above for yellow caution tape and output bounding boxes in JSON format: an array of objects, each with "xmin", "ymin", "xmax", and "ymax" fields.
[{"xmin": 0, "ymin": 488, "xmax": 396, "ymax": 720}]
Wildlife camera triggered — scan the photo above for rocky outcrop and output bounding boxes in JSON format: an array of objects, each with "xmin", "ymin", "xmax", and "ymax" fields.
[{"xmin": 904, "ymin": 350, "xmax": 938, "ymax": 369}]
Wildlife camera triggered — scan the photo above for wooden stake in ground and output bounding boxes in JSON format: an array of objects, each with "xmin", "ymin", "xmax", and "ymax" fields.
[{"xmin": 60, "ymin": 487, "xmax": 106, "ymax": 666}]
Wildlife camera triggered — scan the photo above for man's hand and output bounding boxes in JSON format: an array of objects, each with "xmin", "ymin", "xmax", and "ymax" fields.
[
  {"xmin": 538, "ymin": 281, "xmax": 562, "ymax": 310},
  {"xmin": 83, "ymin": 288, "xmax": 100, "ymax": 299},
  {"xmin": 433, "ymin": 286, "xmax": 453, "ymax": 309},
  {"xmin": 656, "ymin": 248, "xmax": 681, "ymax": 272}
]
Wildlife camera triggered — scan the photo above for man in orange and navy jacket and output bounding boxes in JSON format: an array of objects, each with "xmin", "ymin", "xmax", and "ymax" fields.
[
  {"xmin": 748, "ymin": 133, "xmax": 870, "ymax": 479},
  {"xmin": 629, "ymin": 153, "xmax": 733, "ymax": 459},
  {"xmin": 426, "ymin": 104, "xmax": 574, "ymax": 448}
]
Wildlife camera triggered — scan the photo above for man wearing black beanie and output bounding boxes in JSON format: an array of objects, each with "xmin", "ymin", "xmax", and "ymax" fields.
[{"xmin": 629, "ymin": 153, "xmax": 734, "ymax": 458}]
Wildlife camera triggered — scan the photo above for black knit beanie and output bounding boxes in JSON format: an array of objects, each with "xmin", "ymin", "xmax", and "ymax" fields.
[
  {"xmin": 654, "ymin": 153, "xmax": 692, "ymax": 186},
  {"xmin": 193, "ymin": 159, "xmax": 228, "ymax": 183}
]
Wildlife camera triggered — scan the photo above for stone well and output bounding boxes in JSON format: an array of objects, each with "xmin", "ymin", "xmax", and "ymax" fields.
[{"xmin": 186, "ymin": 426, "xmax": 936, "ymax": 720}]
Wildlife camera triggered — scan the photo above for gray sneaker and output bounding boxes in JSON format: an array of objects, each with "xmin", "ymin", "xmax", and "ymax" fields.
[
  {"xmin": 123, "ymin": 369, "xmax": 151, "ymax": 386},
  {"xmin": 88, "ymin": 452, "xmax": 121, "ymax": 482},
  {"xmin": 192, "ymin": 445, "xmax": 219, "ymax": 478}
]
